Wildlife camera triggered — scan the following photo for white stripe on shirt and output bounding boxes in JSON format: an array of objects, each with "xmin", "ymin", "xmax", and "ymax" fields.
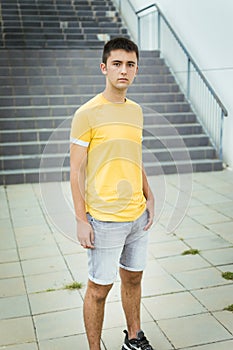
[{"xmin": 70, "ymin": 137, "xmax": 89, "ymax": 147}]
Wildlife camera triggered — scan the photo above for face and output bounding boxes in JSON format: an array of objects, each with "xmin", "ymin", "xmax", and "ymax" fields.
[{"xmin": 100, "ymin": 49, "xmax": 138, "ymax": 91}]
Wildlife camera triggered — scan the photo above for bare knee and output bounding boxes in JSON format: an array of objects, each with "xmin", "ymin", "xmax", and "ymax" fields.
[
  {"xmin": 86, "ymin": 280, "xmax": 113, "ymax": 303},
  {"xmin": 120, "ymin": 268, "xmax": 143, "ymax": 287}
]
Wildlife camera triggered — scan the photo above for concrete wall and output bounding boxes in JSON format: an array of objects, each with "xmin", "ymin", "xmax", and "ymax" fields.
[{"xmin": 118, "ymin": 0, "xmax": 233, "ymax": 168}]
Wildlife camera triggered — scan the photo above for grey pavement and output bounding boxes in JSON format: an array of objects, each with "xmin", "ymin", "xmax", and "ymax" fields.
[{"xmin": 0, "ymin": 170, "xmax": 233, "ymax": 349}]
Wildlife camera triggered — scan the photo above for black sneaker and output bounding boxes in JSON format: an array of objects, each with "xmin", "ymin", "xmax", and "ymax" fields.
[{"xmin": 122, "ymin": 329, "xmax": 154, "ymax": 350}]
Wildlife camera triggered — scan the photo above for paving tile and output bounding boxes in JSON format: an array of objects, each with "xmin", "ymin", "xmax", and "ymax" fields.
[
  {"xmin": 218, "ymin": 264, "xmax": 233, "ymax": 273},
  {"xmin": 12, "ymin": 214, "xmax": 47, "ymax": 228},
  {"xmin": 192, "ymin": 189, "xmax": 231, "ymax": 205},
  {"xmin": 39, "ymin": 334, "xmax": 89, "ymax": 350},
  {"xmin": 0, "ymin": 206, "xmax": 10, "ymax": 220},
  {"xmin": 175, "ymin": 223, "xmax": 213, "ymax": 239},
  {"xmin": 193, "ymin": 212, "xmax": 231, "ymax": 225},
  {"xmin": 0, "ymin": 249, "xmax": 18, "ymax": 263},
  {"xmin": 57, "ymin": 239, "xmax": 83, "ymax": 255},
  {"xmin": 143, "ymin": 291, "xmax": 206, "ymax": 320},
  {"xmin": 187, "ymin": 205, "xmax": 219, "ymax": 216},
  {"xmin": 148, "ymin": 228, "xmax": 177, "ymax": 244},
  {"xmin": 33, "ymin": 308, "xmax": 85, "ymax": 340},
  {"xmin": 0, "ymin": 220, "xmax": 16, "ymax": 249},
  {"xmin": 105, "ymin": 281, "xmax": 122, "ymax": 302},
  {"xmin": 64, "ymin": 253, "xmax": 88, "ymax": 284},
  {"xmin": 0, "ymin": 262, "xmax": 22, "ymax": 278},
  {"xmin": 102, "ymin": 326, "xmax": 131, "ymax": 350},
  {"xmin": 21, "ymin": 256, "xmax": 67, "ymax": 276},
  {"xmin": 182, "ymin": 339, "xmax": 233, "ymax": 350},
  {"xmin": 19, "ymin": 244, "xmax": 61, "ymax": 260},
  {"xmin": 213, "ymin": 310, "xmax": 233, "ymax": 334},
  {"xmin": 210, "ymin": 203, "xmax": 233, "ymax": 219},
  {"xmin": 158, "ymin": 313, "xmax": 232, "ymax": 348},
  {"xmin": 201, "ymin": 248, "xmax": 233, "ymax": 266},
  {"xmin": 192, "ymin": 285, "xmax": 233, "ymax": 312},
  {"xmin": 14, "ymin": 224, "xmax": 51, "ymax": 237},
  {"xmin": 15, "ymin": 231, "xmax": 55, "ymax": 248},
  {"xmin": 102, "ymin": 301, "xmax": 153, "ymax": 329},
  {"xmin": 149, "ymin": 240, "xmax": 188, "ymax": 258},
  {"xmin": 0, "ymin": 295, "xmax": 30, "ymax": 320},
  {"xmin": 159, "ymin": 254, "xmax": 210, "ymax": 273},
  {"xmin": 29, "ymin": 289, "xmax": 83, "ymax": 315},
  {"xmin": 143, "ymin": 259, "xmax": 167, "ymax": 278},
  {"xmin": 0, "ymin": 344, "xmax": 38, "ymax": 350},
  {"xmin": 10, "ymin": 206, "xmax": 43, "ymax": 219},
  {"xmin": 206, "ymin": 222, "xmax": 233, "ymax": 243},
  {"xmin": 0, "ymin": 277, "xmax": 26, "ymax": 297},
  {"xmin": 142, "ymin": 274, "xmax": 185, "ymax": 297},
  {"xmin": 184, "ymin": 235, "xmax": 232, "ymax": 251},
  {"xmin": 0, "ymin": 317, "xmax": 36, "ymax": 347},
  {"xmin": 24, "ymin": 270, "xmax": 73, "ymax": 294},
  {"xmin": 173, "ymin": 267, "xmax": 231, "ymax": 290}
]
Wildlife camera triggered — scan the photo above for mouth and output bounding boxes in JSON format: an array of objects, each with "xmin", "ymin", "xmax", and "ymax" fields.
[{"xmin": 118, "ymin": 78, "xmax": 128, "ymax": 82}]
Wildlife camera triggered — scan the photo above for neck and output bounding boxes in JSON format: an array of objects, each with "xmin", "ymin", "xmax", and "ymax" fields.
[{"xmin": 102, "ymin": 88, "xmax": 127, "ymax": 103}]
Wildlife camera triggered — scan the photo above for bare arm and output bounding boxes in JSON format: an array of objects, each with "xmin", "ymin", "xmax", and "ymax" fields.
[
  {"xmin": 142, "ymin": 164, "xmax": 154, "ymax": 230},
  {"xmin": 70, "ymin": 143, "xmax": 94, "ymax": 249}
]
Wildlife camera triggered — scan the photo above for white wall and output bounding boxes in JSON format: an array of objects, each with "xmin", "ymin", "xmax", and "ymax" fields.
[{"xmin": 124, "ymin": 0, "xmax": 233, "ymax": 168}]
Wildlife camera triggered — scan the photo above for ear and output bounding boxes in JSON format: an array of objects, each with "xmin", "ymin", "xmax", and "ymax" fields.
[
  {"xmin": 135, "ymin": 65, "xmax": 139, "ymax": 76},
  {"xmin": 100, "ymin": 63, "xmax": 107, "ymax": 75}
]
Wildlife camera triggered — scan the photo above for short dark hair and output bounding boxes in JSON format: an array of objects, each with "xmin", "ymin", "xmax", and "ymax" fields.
[{"xmin": 102, "ymin": 37, "xmax": 139, "ymax": 64}]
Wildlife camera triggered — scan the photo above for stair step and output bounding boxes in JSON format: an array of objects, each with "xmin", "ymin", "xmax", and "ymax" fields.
[
  {"xmin": 144, "ymin": 159, "xmax": 223, "ymax": 176},
  {"xmin": 0, "ymin": 93, "xmax": 186, "ymax": 107},
  {"xmin": 0, "ymin": 102, "xmax": 192, "ymax": 118},
  {"xmin": 0, "ymin": 56, "xmax": 165, "ymax": 67},
  {"xmin": 0, "ymin": 146, "xmax": 218, "ymax": 174},
  {"xmin": 0, "ymin": 157, "xmax": 223, "ymax": 185},
  {"xmin": 0, "ymin": 123, "xmax": 202, "ymax": 143},
  {"xmin": 143, "ymin": 134, "xmax": 210, "ymax": 148},
  {"xmin": 143, "ymin": 123, "xmax": 202, "ymax": 136},
  {"xmin": 0, "ymin": 134, "xmax": 211, "ymax": 156},
  {"xmin": 142, "ymin": 146, "xmax": 217, "ymax": 162},
  {"xmin": 0, "ymin": 113, "xmax": 197, "ymax": 130},
  {"xmin": 0, "ymin": 83, "xmax": 179, "ymax": 96}
]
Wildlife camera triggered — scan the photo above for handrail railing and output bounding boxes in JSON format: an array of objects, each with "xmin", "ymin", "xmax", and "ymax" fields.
[
  {"xmin": 115, "ymin": 0, "xmax": 228, "ymax": 160},
  {"xmin": 136, "ymin": 4, "xmax": 228, "ymax": 117}
]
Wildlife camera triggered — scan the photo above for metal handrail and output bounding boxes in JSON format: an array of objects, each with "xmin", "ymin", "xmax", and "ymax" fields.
[{"xmin": 136, "ymin": 4, "xmax": 228, "ymax": 118}]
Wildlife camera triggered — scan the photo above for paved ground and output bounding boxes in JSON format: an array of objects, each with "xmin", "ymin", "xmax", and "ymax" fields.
[{"xmin": 0, "ymin": 170, "xmax": 233, "ymax": 350}]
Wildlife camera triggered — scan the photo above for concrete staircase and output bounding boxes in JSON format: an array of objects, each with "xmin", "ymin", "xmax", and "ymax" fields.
[
  {"xmin": 0, "ymin": 0, "xmax": 128, "ymax": 48},
  {"xmin": 0, "ymin": 1, "xmax": 222, "ymax": 185}
]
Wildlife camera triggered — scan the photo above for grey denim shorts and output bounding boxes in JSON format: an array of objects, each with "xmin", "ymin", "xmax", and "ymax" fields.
[{"xmin": 87, "ymin": 210, "xmax": 149, "ymax": 285}]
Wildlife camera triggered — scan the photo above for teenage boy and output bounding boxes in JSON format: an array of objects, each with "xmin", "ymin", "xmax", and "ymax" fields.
[{"xmin": 70, "ymin": 37, "xmax": 155, "ymax": 350}]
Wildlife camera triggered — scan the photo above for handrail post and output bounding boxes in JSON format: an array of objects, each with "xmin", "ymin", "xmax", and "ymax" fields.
[
  {"xmin": 219, "ymin": 109, "xmax": 224, "ymax": 160},
  {"xmin": 157, "ymin": 11, "xmax": 161, "ymax": 51},
  {"xmin": 138, "ymin": 16, "xmax": 141, "ymax": 49},
  {"xmin": 187, "ymin": 58, "xmax": 191, "ymax": 99}
]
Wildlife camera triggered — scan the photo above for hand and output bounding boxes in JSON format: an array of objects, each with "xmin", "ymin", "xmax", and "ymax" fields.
[
  {"xmin": 77, "ymin": 220, "xmax": 95, "ymax": 249},
  {"xmin": 144, "ymin": 198, "xmax": 154, "ymax": 231}
]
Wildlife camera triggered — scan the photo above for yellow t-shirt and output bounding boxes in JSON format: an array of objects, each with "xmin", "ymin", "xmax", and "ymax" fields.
[{"xmin": 70, "ymin": 93, "xmax": 146, "ymax": 221}]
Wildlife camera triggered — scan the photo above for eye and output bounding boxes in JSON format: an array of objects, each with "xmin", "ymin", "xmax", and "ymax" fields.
[
  {"xmin": 128, "ymin": 63, "xmax": 135, "ymax": 68},
  {"xmin": 114, "ymin": 62, "xmax": 121, "ymax": 67}
]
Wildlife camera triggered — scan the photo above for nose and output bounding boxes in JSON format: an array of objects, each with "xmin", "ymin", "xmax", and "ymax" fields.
[{"xmin": 120, "ymin": 64, "xmax": 127, "ymax": 74}]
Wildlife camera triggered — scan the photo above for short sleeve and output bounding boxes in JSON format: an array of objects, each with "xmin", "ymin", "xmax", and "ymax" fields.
[{"xmin": 70, "ymin": 109, "xmax": 91, "ymax": 147}]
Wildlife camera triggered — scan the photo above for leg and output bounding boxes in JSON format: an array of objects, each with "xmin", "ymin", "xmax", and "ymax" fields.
[
  {"xmin": 120, "ymin": 267, "xmax": 143, "ymax": 339},
  {"xmin": 84, "ymin": 279, "xmax": 113, "ymax": 350}
]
